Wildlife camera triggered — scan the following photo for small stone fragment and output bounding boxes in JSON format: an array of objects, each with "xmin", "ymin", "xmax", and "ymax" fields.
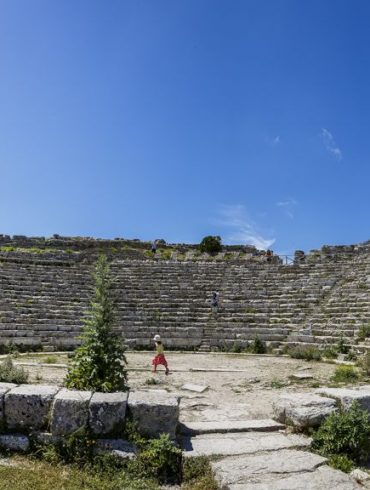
[
  {"xmin": 181, "ymin": 384, "xmax": 208, "ymax": 393},
  {"xmin": 0, "ymin": 435, "xmax": 30, "ymax": 452}
]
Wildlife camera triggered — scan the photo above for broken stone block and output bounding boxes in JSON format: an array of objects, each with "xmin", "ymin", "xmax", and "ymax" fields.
[
  {"xmin": 5, "ymin": 384, "xmax": 59, "ymax": 431},
  {"xmin": 128, "ymin": 390, "xmax": 180, "ymax": 439},
  {"xmin": 273, "ymin": 393, "xmax": 337, "ymax": 428},
  {"xmin": 50, "ymin": 388, "xmax": 92, "ymax": 436},
  {"xmin": 0, "ymin": 434, "xmax": 30, "ymax": 452},
  {"xmin": 89, "ymin": 392, "xmax": 128, "ymax": 436}
]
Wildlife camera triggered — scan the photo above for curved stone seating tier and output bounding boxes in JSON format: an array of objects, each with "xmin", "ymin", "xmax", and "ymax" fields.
[{"xmin": 0, "ymin": 238, "xmax": 370, "ymax": 349}]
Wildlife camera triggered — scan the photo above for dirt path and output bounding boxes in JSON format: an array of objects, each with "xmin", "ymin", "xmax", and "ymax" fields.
[{"xmin": 14, "ymin": 352, "xmax": 338, "ymax": 423}]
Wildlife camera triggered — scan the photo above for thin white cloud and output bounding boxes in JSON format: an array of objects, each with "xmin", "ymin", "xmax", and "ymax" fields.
[
  {"xmin": 217, "ymin": 204, "xmax": 275, "ymax": 250},
  {"xmin": 320, "ymin": 128, "xmax": 342, "ymax": 160},
  {"xmin": 265, "ymin": 135, "xmax": 281, "ymax": 146},
  {"xmin": 276, "ymin": 198, "xmax": 298, "ymax": 219}
]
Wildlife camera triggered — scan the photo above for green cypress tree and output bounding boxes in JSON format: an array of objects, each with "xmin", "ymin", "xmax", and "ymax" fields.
[{"xmin": 65, "ymin": 255, "xmax": 128, "ymax": 392}]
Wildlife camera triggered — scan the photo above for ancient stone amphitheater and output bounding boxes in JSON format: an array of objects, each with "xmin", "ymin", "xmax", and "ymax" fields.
[{"xmin": 0, "ymin": 234, "xmax": 369, "ymax": 352}]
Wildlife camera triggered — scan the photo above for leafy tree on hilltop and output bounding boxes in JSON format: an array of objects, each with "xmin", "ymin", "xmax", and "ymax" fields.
[
  {"xmin": 65, "ymin": 255, "xmax": 128, "ymax": 392},
  {"xmin": 199, "ymin": 235, "xmax": 222, "ymax": 254}
]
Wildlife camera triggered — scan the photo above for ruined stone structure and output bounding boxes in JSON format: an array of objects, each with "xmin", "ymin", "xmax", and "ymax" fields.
[
  {"xmin": 0, "ymin": 234, "xmax": 370, "ymax": 351},
  {"xmin": 0, "ymin": 382, "xmax": 179, "ymax": 453}
]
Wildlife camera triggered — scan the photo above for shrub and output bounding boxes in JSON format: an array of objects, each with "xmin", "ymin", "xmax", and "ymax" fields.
[
  {"xmin": 311, "ymin": 401, "xmax": 370, "ymax": 464},
  {"xmin": 336, "ymin": 335, "xmax": 350, "ymax": 354},
  {"xmin": 199, "ymin": 236, "xmax": 222, "ymax": 254},
  {"xmin": 0, "ymin": 356, "xmax": 29, "ymax": 383},
  {"xmin": 182, "ymin": 456, "xmax": 218, "ymax": 490},
  {"xmin": 65, "ymin": 256, "xmax": 128, "ymax": 392},
  {"xmin": 44, "ymin": 355, "xmax": 58, "ymax": 364},
  {"xmin": 322, "ymin": 346, "xmax": 338, "ymax": 359},
  {"xmin": 288, "ymin": 345, "xmax": 321, "ymax": 361},
  {"xmin": 357, "ymin": 324, "xmax": 370, "ymax": 341},
  {"xmin": 362, "ymin": 350, "xmax": 370, "ymax": 376},
  {"xmin": 132, "ymin": 434, "xmax": 182, "ymax": 484},
  {"xmin": 331, "ymin": 365, "xmax": 359, "ymax": 383},
  {"xmin": 248, "ymin": 336, "xmax": 267, "ymax": 354},
  {"xmin": 327, "ymin": 454, "xmax": 354, "ymax": 473}
]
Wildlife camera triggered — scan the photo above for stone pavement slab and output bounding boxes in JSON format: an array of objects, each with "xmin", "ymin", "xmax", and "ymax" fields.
[
  {"xmin": 181, "ymin": 431, "xmax": 310, "ymax": 457},
  {"xmin": 225, "ymin": 465, "xmax": 361, "ymax": 489},
  {"xmin": 180, "ymin": 418, "xmax": 284, "ymax": 435},
  {"xmin": 212, "ymin": 449, "xmax": 327, "ymax": 488}
]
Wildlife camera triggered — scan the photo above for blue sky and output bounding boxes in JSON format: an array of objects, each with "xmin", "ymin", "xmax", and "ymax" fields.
[{"xmin": 1, "ymin": 1, "xmax": 369, "ymax": 254}]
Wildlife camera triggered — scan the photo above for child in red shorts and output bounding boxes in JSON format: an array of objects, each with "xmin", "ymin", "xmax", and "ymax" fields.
[{"xmin": 152, "ymin": 334, "xmax": 169, "ymax": 375}]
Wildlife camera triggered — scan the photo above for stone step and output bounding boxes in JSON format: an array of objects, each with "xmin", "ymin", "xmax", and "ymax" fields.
[
  {"xmin": 181, "ymin": 431, "xmax": 310, "ymax": 457},
  {"xmin": 179, "ymin": 418, "xmax": 284, "ymax": 435},
  {"xmin": 211, "ymin": 450, "xmax": 361, "ymax": 490}
]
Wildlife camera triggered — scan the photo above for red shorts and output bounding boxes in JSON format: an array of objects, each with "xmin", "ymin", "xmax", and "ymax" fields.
[{"xmin": 152, "ymin": 354, "xmax": 168, "ymax": 368}]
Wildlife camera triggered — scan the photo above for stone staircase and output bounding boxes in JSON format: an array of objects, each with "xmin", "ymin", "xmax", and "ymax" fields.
[{"xmin": 179, "ymin": 418, "xmax": 361, "ymax": 489}]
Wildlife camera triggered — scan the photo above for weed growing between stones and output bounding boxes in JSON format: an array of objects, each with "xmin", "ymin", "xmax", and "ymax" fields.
[
  {"xmin": 182, "ymin": 456, "xmax": 219, "ymax": 490},
  {"xmin": 32, "ymin": 424, "xmax": 182, "ymax": 487},
  {"xmin": 0, "ymin": 342, "xmax": 43, "ymax": 355},
  {"xmin": 218, "ymin": 336, "xmax": 268, "ymax": 354},
  {"xmin": 311, "ymin": 401, "xmax": 370, "ymax": 466},
  {"xmin": 357, "ymin": 324, "xmax": 370, "ymax": 342},
  {"xmin": 287, "ymin": 345, "xmax": 322, "ymax": 361},
  {"xmin": 331, "ymin": 365, "xmax": 359, "ymax": 383},
  {"xmin": 65, "ymin": 255, "xmax": 128, "ymax": 392},
  {"xmin": 0, "ymin": 356, "xmax": 29, "ymax": 383},
  {"xmin": 327, "ymin": 454, "xmax": 354, "ymax": 473}
]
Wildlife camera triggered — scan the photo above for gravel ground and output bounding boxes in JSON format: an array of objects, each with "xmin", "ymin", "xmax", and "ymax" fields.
[{"xmin": 13, "ymin": 352, "xmax": 339, "ymax": 422}]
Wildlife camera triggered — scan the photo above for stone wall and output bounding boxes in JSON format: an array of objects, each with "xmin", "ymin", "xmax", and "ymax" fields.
[
  {"xmin": 0, "ymin": 383, "xmax": 179, "ymax": 453},
  {"xmin": 0, "ymin": 235, "xmax": 370, "ymax": 350}
]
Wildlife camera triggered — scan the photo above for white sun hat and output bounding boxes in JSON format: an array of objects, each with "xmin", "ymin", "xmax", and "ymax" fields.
[{"xmin": 153, "ymin": 334, "xmax": 161, "ymax": 341}]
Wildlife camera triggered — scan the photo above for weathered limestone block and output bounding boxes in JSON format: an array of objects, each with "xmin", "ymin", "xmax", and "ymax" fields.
[
  {"xmin": 50, "ymin": 389, "xmax": 92, "ymax": 436},
  {"xmin": 317, "ymin": 386, "xmax": 370, "ymax": 412},
  {"xmin": 0, "ymin": 434, "xmax": 30, "ymax": 452},
  {"xmin": 89, "ymin": 392, "xmax": 128, "ymax": 436},
  {"xmin": 128, "ymin": 390, "xmax": 180, "ymax": 439},
  {"xmin": 5, "ymin": 384, "xmax": 59, "ymax": 431},
  {"xmin": 273, "ymin": 393, "xmax": 337, "ymax": 428},
  {"xmin": 0, "ymin": 383, "xmax": 17, "ymax": 429}
]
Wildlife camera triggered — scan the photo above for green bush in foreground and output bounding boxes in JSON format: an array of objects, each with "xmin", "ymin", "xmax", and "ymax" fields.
[
  {"xmin": 311, "ymin": 401, "xmax": 370, "ymax": 465},
  {"xmin": 35, "ymin": 426, "xmax": 181, "ymax": 487},
  {"xmin": 65, "ymin": 256, "xmax": 128, "ymax": 392},
  {"xmin": 0, "ymin": 356, "xmax": 29, "ymax": 384}
]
